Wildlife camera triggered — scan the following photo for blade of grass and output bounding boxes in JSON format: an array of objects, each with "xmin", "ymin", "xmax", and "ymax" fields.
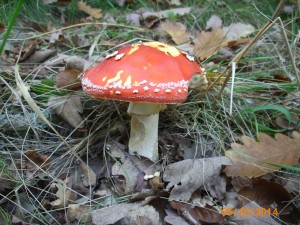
[
  {"xmin": 231, "ymin": 149, "xmax": 300, "ymax": 174},
  {"xmin": 0, "ymin": 0, "xmax": 24, "ymax": 55},
  {"xmin": 240, "ymin": 105, "xmax": 294, "ymax": 134}
]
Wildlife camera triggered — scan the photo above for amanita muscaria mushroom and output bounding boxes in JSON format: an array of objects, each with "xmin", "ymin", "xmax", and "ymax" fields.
[{"xmin": 82, "ymin": 41, "xmax": 207, "ymax": 161}]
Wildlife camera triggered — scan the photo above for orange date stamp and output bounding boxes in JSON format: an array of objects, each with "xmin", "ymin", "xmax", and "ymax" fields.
[{"xmin": 222, "ymin": 207, "xmax": 278, "ymax": 217}]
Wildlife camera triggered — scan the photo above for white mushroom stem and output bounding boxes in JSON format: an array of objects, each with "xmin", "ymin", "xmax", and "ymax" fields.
[{"xmin": 127, "ymin": 102, "xmax": 166, "ymax": 162}]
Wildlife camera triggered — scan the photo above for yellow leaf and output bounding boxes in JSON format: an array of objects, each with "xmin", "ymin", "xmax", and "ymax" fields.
[
  {"xmin": 193, "ymin": 28, "xmax": 227, "ymax": 60},
  {"xmin": 225, "ymin": 132, "xmax": 300, "ymax": 178},
  {"xmin": 77, "ymin": 1, "xmax": 102, "ymax": 19}
]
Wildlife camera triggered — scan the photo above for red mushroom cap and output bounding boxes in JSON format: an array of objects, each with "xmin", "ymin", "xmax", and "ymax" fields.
[{"xmin": 82, "ymin": 41, "xmax": 204, "ymax": 103}]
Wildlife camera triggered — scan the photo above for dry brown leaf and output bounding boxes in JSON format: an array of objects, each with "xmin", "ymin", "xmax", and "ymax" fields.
[
  {"xmin": 225, "ymin": 132, "xmax": 300, "ymax": 178},
  {"xmin": 25, "ymin": 149, "xmax": 51, "ymax": 170},
  {"xmin": 238, "ymin": 178, "xmax": 292, "ymax": 214},
  {"xmin": 193, "ymin": 28, "xmax": 227, "ymax": 60},
  {"xmin": 80, "ymin": 161, "xmax": 97, "ymax": 187},
  {"xmin": 77, "ymin": 1, "xmax": 102, "ymax": 19},
  {"xmin": 223, "ymin": 22, "xmax": 255, "ymax": 41},
  {"xmin": 161, "ymin": 20, "xmax": 190, "ymax": 45},
  {"xmin": 163, "ymin": 157, "xmax": 231, "ymax": 201},
  {"xmin": 55, "ymin": 69, "xmax": 81, "ymax": 89},
  {"xmin": 47, "ymin": 95, "xmax": 84, "ymax": 128}
]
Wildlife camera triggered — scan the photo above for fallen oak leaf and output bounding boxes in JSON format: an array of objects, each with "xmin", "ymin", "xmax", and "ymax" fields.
[
  {"xmin": 163, "ymin": 156, "xmax": 231, "ymax": 201},
  {"xmin": 47, "ymin": 95, "xmax": 84, "ymax": 128},
  {"xmin": 224, "ymin": 132, "xmax": 300, "ymax": 178}
]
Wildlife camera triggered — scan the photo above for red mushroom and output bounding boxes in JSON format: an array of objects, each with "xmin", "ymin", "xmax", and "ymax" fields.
[{"xmin": 82, "ymin": 41, "xmax": 206, "ymax": 161}]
